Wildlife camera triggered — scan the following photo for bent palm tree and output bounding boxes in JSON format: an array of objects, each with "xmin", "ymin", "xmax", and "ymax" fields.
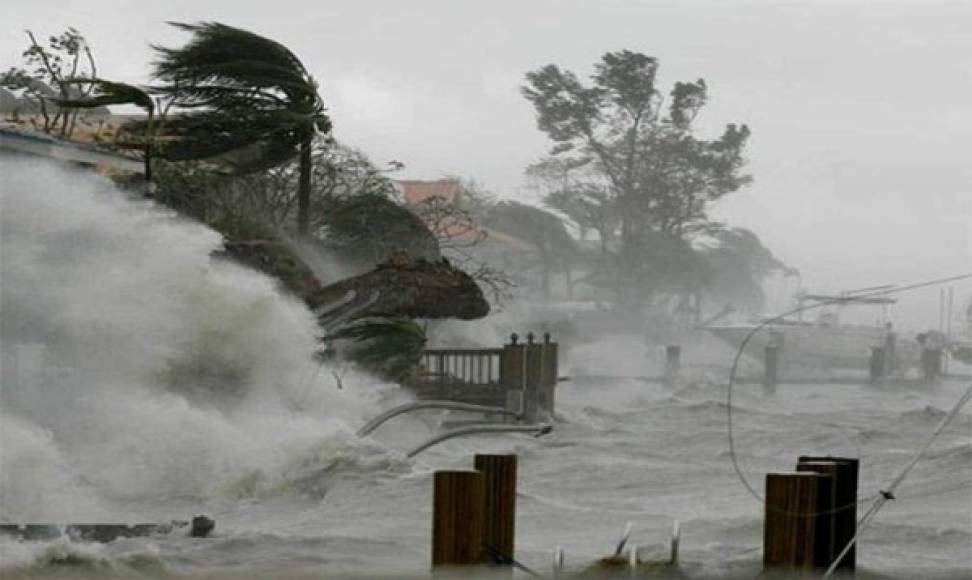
[{"xmin": 149, "ymin": 22, "xmax": 331, "ymax": 235}]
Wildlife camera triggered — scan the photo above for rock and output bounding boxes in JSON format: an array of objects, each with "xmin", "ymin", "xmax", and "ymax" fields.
[{"xmin": 190, "ymin": 515, "xmax": 215, "ymax": 538}]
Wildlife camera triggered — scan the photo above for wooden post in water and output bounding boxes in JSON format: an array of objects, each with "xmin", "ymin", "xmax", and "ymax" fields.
[
  {"xmin": 884, "ymin": 331, "xmax": 897, "ymax": 377},
  {"xmin": 541, "ymin": 333, "xmax": 558, "ymax": 418},
  {"xmin": 664, "ymin": 345, "xmax": 681, "ymax": 385},
  {"xmin": 432, "ymin": 470, "xmax": 485, "ymax": 568},
  {"xmin": 501, "ymin": 334, "xmax": 526, "ymax": 419},
  {"xmin": 523, "ymin": 333, "xmax": 544, "ymax": 422},
  {"xmin": 797, "ymin": 456, "xmax": 859, "ymax": 572},
  {"xmin": 474, "ymin": 454, "xmax": 518, "ymax": 569},
  {"xmin": 923, "ymin": 349, "xmax": 943, "ymax": 385},
  {"xmin": 763, "ymin": 472, "xmax": 835, "ymax": 571},
  {"xmin": 763, "ymin": 346, "xmax": 779, "ymax": 391},
  {"xmin": 869, "ymin": 347, "xmax": 886, "ymax": 384}
]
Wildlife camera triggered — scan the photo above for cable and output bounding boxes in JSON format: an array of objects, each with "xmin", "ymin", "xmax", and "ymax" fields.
[
  {"xmin": 822, "ymin": 382, "xmax": 972, "ymax": 579},
  {"xmin": 725, "ymin": 273, "xmax": 972, "ymax": 516},
  {"xmin": 897, "ymin": 481, "xmax": 972, "ymax": 500}
]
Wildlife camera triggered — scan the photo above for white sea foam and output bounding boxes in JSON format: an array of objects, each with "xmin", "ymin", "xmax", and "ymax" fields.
[{"xmin": 0, "ymin": 159, "xmax": 395, "ymax": 520}]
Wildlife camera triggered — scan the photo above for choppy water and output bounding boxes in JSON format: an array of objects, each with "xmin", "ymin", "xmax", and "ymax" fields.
[{"xmin": 1, "ymin": 160, "xmax": 970, "ymax": 579}]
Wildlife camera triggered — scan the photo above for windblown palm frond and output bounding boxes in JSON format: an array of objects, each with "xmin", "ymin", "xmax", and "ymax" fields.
[
  {"xmin": 56, "ymin": 78, "xmax": 154, "ymax": 113},
  {"xmin": 150, "ymin": 21, "xmax": 329, "ymax": 170},
  {"xmin": 328, "ymin": 317, "xmax": 427, "ymax": 383},
  {"xmin": 149, "ymin": 22, "xmax": 330, "ymax": 234}
]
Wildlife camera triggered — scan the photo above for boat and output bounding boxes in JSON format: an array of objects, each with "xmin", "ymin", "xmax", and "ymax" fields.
[{"xmin": 706, "ymin": 290, "xmax": 920, "ymax": 371}]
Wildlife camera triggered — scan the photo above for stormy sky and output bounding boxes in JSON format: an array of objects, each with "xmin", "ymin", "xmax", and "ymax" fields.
[{"xmin": 4, "ymin": 0, "xmax": 970, "ymax": 325}]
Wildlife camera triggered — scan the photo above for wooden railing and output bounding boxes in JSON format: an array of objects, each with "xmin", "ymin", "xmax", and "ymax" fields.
[
  {"xmin": 407, "ymin": 333, "xmax": 560, "ymax": 421},
  {"xmin": 416, "ymin": 348, "xmax": 505, "ymax": 388}
]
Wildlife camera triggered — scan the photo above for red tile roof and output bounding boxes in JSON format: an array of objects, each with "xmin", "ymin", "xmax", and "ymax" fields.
[
  {"xmin": 397, "ymin": 179, "xmax": 463, "ymax": 205},
  {"xmin": 396, "ymin": 179, "xmax": 533, "ymax": 251}
]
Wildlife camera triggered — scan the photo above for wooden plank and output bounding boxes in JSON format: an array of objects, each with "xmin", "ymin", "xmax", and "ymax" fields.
[
  {"xmin": 542, "ymin": 342, "xmax": 559, "ymax": 416},
  {"xmin": 763, "ymin": 472, "xmax": 834, "ymax": 570},
  {"xmin": 524, "ymin": 343, "xmax": 545, "ymax": 422},
  {"xmin": 793, "ymin": 463, "xmax": 837, "ymax": 567},
  {"xmin": 797, "ymin": 456, "xmax": 859, "ymax": 572},
  {"xmin": 432, "ymin": 470, "xmax": 485, "ymax": 568},
  {"xmin": 475, "ymin": 454, "xmax": 518, "ymax": 569},
  {"xmin": 500, "ymin": 344, "xmax": 525, "ymax": 391}
]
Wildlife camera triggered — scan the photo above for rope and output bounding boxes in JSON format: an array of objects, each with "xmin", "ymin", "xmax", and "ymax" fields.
[
  {"xmin": 725, "ymin": 273, "xmax": 972, "ymax": 516},
  {"xmin": 822, "ymin": 382, "xmax": 972, "ymax": 578}
]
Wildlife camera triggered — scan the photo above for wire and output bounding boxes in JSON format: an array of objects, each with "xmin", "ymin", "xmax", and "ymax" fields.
[
  {"xmin": 897, "ymin": 481, "xmax": 972, "ymax": 500},
  {"xmin": 822, "ymin": 383, "xmax": 972, "ymax": 579},
  {"xmin": 725, "ymin": 272, "xmax": 972, "ymax": 516}
]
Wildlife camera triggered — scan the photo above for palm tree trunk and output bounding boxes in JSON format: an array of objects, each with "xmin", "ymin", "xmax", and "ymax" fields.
[
  {"xmin": 143, "ymin": 142, "xmax": 153, "ymax": 197},
  {"xmin": 297, "ymin": 138, "xmax": 312, "ymax": 236}
]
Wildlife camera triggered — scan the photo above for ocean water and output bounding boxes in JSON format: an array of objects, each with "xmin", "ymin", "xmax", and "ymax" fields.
[{"xmin": 1, "ymin": 160, "xmax": 970, "ymax": 579}]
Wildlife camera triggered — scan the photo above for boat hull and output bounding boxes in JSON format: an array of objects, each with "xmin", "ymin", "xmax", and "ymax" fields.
[{"xmin": 707, "ymin": 324, "xmax": 919, "ymax": 370}]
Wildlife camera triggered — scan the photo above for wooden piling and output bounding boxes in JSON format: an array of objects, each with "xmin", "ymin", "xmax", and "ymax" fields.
[
  {"xmin": 524, "ymin": 333, "xmax": 545, "ymax": 422},
  {"xmin": 884, "ymin": 331, "xmax": 897, "ymax": 375},
  {"xmin": 475, "ymin": 454, "xmax": 518, "ymax": 568},
  {"xmin": 797, "ymin": 456, "xmax": 859, "ymax": 572},
  {"xmin": 501, "ymin": 335, "xmax": 526, "ymax": 418},
  {"xmin": 763, "ymin": 472, "xmax": 835, "ymax": 571},
  {"xmin": 432, "ymin": 470, "xmax": 485, "ymax": 568},
  {"xmin": 763, "ymin": 346, "xmax": 779, "ymax": 390},
  {"xmin": 922, "ymin": 348, "xmax": 943, "ymax": 384},
  {"xmin": 540, "ymin": 334, "xmax": 558, "ymax": 418},
  {"xmin": 664, "ymin": 345, "xmax": 681, "ymax": 385},
  {"xmin": 869, "ymin": 347, "xmax": 886, "ymax": 383}
]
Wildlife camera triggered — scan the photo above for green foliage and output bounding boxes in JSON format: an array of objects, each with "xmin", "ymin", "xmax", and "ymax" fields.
[
  {"xmin": 699, "ymin": 227, "xmax": 790, "ymax": 311},
  {"xmin": 151, "ymin": 139, "xmax": 438, "ymax": 270},
  {"xmin": 481, "ymin": 200, "xmax": 576, "ymax": 300},
  {"xmin": 319, "ymin": 192, "xmax": 440, "ymax": 267},
  {"xmin": 327, "ymin": 317, "xmax": 427, "ymax": 383},
  {"xmin": 56, "ymin": 79, "xmax": 154, "ymax": 112},
  {"xmin": 529, "ymin": 157, "xmax": 620, "ymax": 249},
  {"xmin": 522, "ymin": 50, "xmax": 753, "ymax": 306},
  {"xmin": 147, "ymin": 21, "xmax": 329, "ymax": 168},
  {"xmin": 485, "ymin": 201, "xmax": 576, "ymax": 257},
  {"xmin": 146, "ymin": 22, "xmax": 330, "ymax": 234}
]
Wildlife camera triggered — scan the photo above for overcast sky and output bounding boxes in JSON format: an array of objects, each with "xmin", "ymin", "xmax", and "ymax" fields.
[{"xmin": 4, "ymin": 0, "xmax": 970, "ymax": 325}]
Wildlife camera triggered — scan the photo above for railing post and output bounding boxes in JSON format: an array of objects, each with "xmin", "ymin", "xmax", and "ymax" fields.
[
  {"xmin": 763, "ymin": 472, "xmax": 835, "ymax": 571},
  {"xmin": 432, "ymin": 470, "xmax": 485, "ymax": 569},
  {"xmin": 541, "ymin": 333, "xmax": 558, "ymax": 418},
  {"xmin": 524, "ymin": 333, "xmax": 544, "ymax": 422},
  {"xmin": 797, "ymin": 456, "xmax": 859, "ymax": 573},
  {"xmin": 664, "ymin": 345, "xmax": 681, "ymax": 385},
  {"xmin": 475, "ymin": 454, "xmax": 517, "ymax": 571},
  {"xmin": 501, "ymin": 334, "xmax": 526, "ymax": 420}
]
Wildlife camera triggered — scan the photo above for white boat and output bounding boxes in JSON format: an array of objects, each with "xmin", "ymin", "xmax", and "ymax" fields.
[{"xmin": 706, "ymin": 291, "xmax": 920, "ymax": 371}]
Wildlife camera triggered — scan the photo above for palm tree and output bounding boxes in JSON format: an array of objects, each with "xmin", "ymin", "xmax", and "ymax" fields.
[{"xmin": 149, "ymin": 22, "xmax": 331, "ymax": 236}]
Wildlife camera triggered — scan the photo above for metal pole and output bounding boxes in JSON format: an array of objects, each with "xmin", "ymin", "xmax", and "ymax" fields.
[
  {"xmin": 407, "ymin": 424, "xmax": 552, "ymax": 458},
  {"xmin": 357, "ymin": 400, "xmax": 519, "ymax": 437}
]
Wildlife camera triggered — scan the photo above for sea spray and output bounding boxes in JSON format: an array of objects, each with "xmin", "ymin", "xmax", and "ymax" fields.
[{"xmin": 0, "ymin": 159, "xmax": 399, "ymax": 520}]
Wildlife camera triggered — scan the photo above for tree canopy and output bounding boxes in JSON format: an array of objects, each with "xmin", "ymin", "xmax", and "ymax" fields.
[
  {"xmin": 145, "ymin": 22, "xmax": 330, "ymax": 234},
  {"xmin": 522, "ymin": 50, "xmax": 752, "ymax": 306}
]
